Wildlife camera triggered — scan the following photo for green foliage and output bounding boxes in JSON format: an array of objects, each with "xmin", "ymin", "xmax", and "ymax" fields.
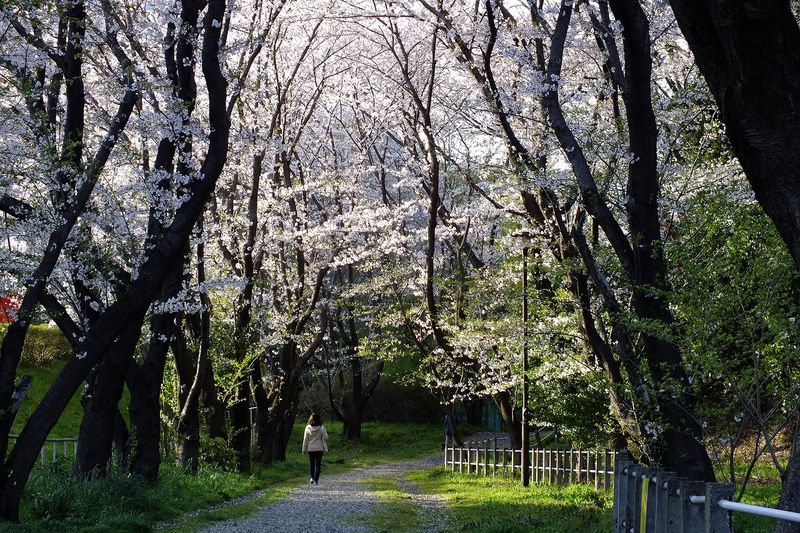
[
  {"xmin": 321, "ymin": 421, "xmax": 443, "ymax": 465},
  {"xmin": 668, "ymin": 190, "xmax": 800, "ymax": 453},
  {"xmin": 199, "ymin": 436, "xmax": 238, "ymax": 471},
  {"xmin": 528, "ymin": 372, "xmax": 616, "ymax": 448},
  {"xmin": 0, "ymin": 324, "xmax": 72, "ymax": 367},
  {"xmin": 408, "ymin": 469, "xmax": 612, "ymax": 532}
]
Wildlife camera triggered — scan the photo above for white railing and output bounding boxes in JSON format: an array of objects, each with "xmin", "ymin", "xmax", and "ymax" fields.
[
  {"xmin": 9, "ymin": 435, "xmax": 78, "ymax": 467},
  {"xmin": 689, "ymin": 494, "xmax": 800, "ymax": 524}
]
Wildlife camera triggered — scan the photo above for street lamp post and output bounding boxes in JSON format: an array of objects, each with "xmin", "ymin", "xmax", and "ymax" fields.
[
  {"xmin": 521, "ymin": 242, "xmax": 530, "ymax": 487},
  {"xmin": 513, "ymin": 230, "xmax": 532, "ymax": 487}
]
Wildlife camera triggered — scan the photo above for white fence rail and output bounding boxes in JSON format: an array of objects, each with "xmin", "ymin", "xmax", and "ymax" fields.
[
  {"xmin": 8, "ymin": 435, "xmax": 78, "ymax": 467},
  {"xmin": 444, "ymin": 440, "xmax": 616, "ymax": 490}
]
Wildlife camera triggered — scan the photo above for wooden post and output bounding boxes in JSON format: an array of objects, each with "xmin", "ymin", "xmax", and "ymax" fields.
[
  {"xmin": 680, "ymin": 480, "xmax": 706, "ymax": 533},
  {"xmin": 705, "ymin": 483, "xmax": 734, "ymax": 533},
  {"xmin": 642, "ymin": 468, "xmax": 658, "ymax": 532},
  {"xmin": 613, "ymin": 458, "xmax": 634, "ymax": 533},
  {"xmin": 666, "ymin": 478, "xmax": 686, "ymax": 532},
  {"xmin": 653, "ymin": 470, "xmax": 675, "ymax": 532},
  {"xmin": 484, "ymin": 440, "xmax": 489, "ymax": 475},
  {"xmin": 630, "ymin": 465, "xmax": 643, "ymax": 532},
  {"xmin": 493, "ymin": 437, "xmax": 498, "ymax": 476},
  {"xmin": 502, "ymin": 446, "xmax": 507, "ymax": 476},
  {"xmin": 604, "ymin": 450, "xmax": 612, "ymax": 491},
  {"xmin": 565, "ymin": 449, "xmax": 570, "ymax": 485}
]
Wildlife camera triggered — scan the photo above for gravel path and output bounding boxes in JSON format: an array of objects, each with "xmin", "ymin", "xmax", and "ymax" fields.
[{"xmin": 199, "ymin": 455, "xmax": 449, "ymax": 533}]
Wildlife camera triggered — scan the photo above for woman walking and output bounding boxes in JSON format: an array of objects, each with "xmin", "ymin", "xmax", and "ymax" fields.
[{"xmin": 302, "ymin": 413, "xmax": 329, "ymax": 485}]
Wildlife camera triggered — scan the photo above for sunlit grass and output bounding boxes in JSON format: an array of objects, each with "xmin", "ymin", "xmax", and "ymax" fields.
[
  {"xmin": 408, "ymin": 468, "xmax": 612, "ymax": 532},
  {"xmin": 361, "ymin": 476, "xmax": 425, "ymax": 532}
]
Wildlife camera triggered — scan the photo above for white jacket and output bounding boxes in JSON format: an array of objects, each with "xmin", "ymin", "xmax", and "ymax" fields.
[{"xmin": 302, "ymin": 424, "xmax": 329, "ymax": 453}]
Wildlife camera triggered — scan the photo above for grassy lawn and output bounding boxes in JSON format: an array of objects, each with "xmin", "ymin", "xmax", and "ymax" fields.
[
  {"xmin": 732, "ymin": 481, "xmax": 782, "ymax": 532},
  {"xmin": 406, "ymin": 469, "xmax": 612, "ymax": 533},
  {"xmin": 13, "ymin": 362, "xmax": 93, "ymax": 439},
  {"xmin": 4, "ymin": 420, "xmax": 441, "ymax": 532}
]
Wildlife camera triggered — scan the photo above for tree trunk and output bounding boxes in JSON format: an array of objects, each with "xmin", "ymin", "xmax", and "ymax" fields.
[
  {"xmin": 610, "ymin": 0, "xmax": 714, "ymax": 481},
  {"xmin": 230, "ymin": 380, "xmax": 252, "ymax": 472},
  {"xmin": 345, "ymin": 356, "xmax": 363, "ymax": 440},
  {"xmin": 493, "ymin": 391, "xmax": 521, "ymax": 450},
  {"xmin": 0, "ymin": 0, "xmax": 228, "ymax": 517},
  {"xmin": 112, "ymin": 406, "xmax": 130, "ymax": 464},
  {"xmin": 668, "ymin": 0, "xmax": 800, "ymax": 269},
  {"xmin": 74, "ymin": 320, "xmax": 141, "ymax": 477},
  {"xmin": 176, "ymin": 406, "xmax": 201, "ymax": 472},
  {"xmin": 202, "ymin": 363, "xmax": 227, "ymax": 441},
  {"xmin": 272, "ymin": 400, "xmax": 298, "ymax": 463},
  {"xmin": 173, "ymin": 323, "xmax": 204, "ymax": 473},
  {"xmin": 464, "ymin": 398, "xmax": 484, "ymax": 427},
  {"xmin": 444, "ymin": 407, "xmax": 463, "ymax": 447},
  {"xmin": 776, "ymin": 421, "xmax": 800, "ymax": 533},
  {"xmin": 127, "ymin": 313, "xmax": 174, "ymax": 482}
]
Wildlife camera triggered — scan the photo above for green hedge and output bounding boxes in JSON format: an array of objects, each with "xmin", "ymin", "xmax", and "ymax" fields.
[{"xmin": 0, "ymin": 323, "xmax": 72, "ymax": 367}]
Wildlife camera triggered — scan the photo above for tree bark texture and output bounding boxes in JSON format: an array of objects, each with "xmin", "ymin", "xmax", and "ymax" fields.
[
  {"xmin": 668, "ymin": 0, "xmax": 800, "ymax": 270},
  {"xmin": 74, "ymin": 320, "xmax": 142, "ymax": 477},
  {"xmin": 0, "ymin": 0, "xmax": 229, "ymax": 518}
]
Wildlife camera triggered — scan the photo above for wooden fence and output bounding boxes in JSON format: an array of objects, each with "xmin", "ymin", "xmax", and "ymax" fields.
[
  {"xmin": 444, "ymin": 439, "xmax": 616, "ymax": 490},
  {"xmin": 9, "ymin": 435, "xmax": 78, "ymax": 467}
]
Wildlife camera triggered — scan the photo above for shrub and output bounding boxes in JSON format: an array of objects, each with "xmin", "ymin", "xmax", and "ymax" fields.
[
  {"xmin": 200, "ymin": 436, "xmax": 238, "ymax": 471},
  {"xmin": 0, "ymin": 324, "xmax": 73, "ymax": 367}
]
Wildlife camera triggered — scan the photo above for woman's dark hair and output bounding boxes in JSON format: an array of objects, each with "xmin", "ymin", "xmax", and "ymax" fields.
[{"xmin": 308, "ymin": 413, "xmax": 321, "ymax": 426}]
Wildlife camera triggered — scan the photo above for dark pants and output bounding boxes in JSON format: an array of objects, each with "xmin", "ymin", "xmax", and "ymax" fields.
[{"xmin": 309, "ymin": 451, "xmax": 323, "ymax": 482}]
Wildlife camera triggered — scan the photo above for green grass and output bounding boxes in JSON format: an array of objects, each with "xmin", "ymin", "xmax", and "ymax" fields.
[
  {"xmin": 731, "ymin": 482, "xmax": 782, "ymax": 532},
  {"xmin": 12, "ymin": 361, "xmax": 131, "ymax": 439},
  {"xmin": 13, "ymin": 362, "xmax": 86, "ymax": 439},
  {"xmin": 408, "ymin": 468, "xmax": 612, "ymax": 532},
  {"xmin": 714, "ymin": 461, "xmax": 783, "ymax": 531},
  {"xmin": 8, "ymin": 460, "xmax": 302, "ymax": 533},
  {"xmin": 361, "ymin": 476, "xmax": 424, "ymax": 532},
  {"xmin": 8, "ymin": 420, "xmax": 441, "ymax": 532},
  {"xmin": 322, "ymin": 421, "xmax": 443, "ymax": 468}
]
